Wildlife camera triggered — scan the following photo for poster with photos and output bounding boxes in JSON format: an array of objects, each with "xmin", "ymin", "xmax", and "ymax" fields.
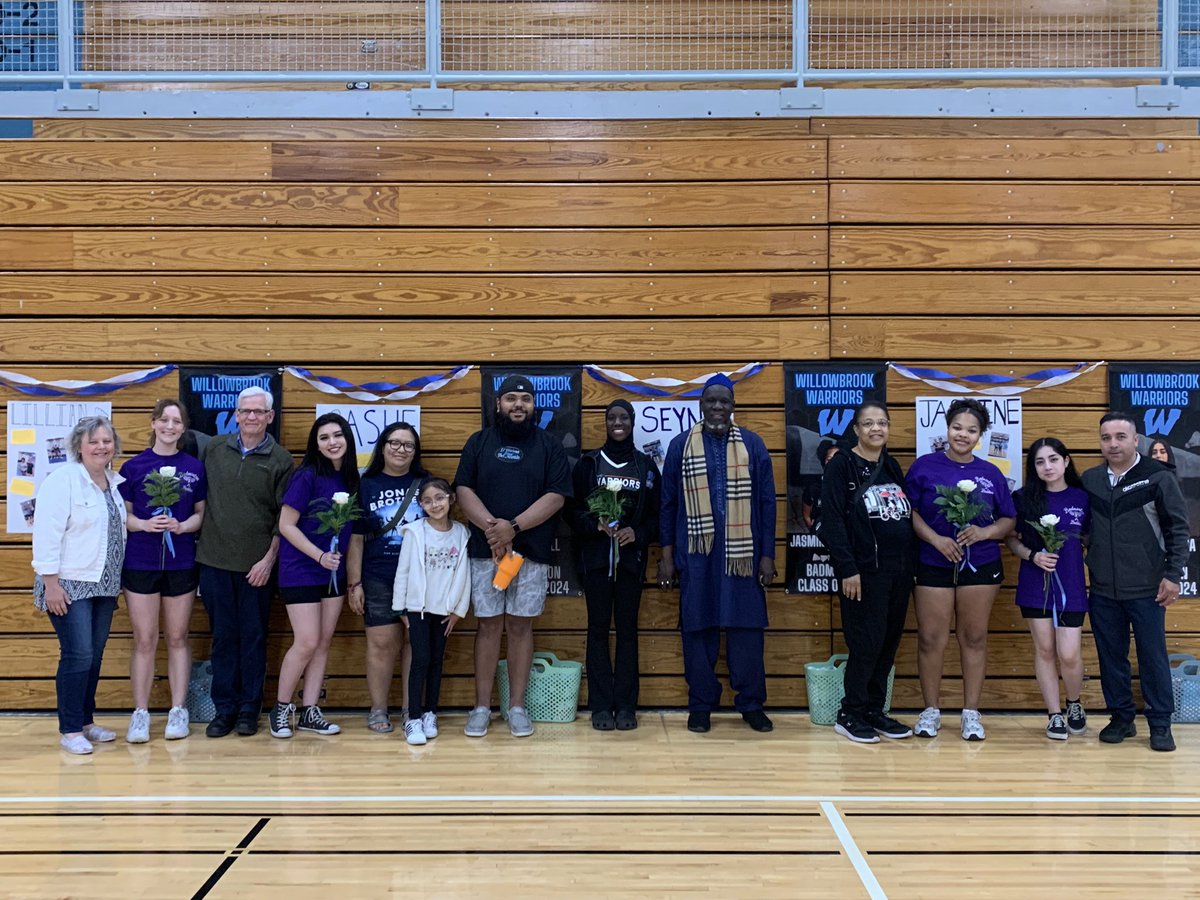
[
  {"xmin": 7, "ymin": 400, "xmax": 113, "ymax": 534},
  {"xmin": 914, "ymin": 395, "xmax": 1023, "ymax": 491}
]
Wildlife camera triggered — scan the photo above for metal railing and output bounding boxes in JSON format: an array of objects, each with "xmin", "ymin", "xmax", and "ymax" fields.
[{"xmin": 0, "ymin": 0, "xmax": 1192, "ymax": 86}]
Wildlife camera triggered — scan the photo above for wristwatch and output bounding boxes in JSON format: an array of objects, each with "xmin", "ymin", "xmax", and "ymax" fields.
[{"xmin": 510, "ymin": 518, "xmax": 521, "ymax": 534}]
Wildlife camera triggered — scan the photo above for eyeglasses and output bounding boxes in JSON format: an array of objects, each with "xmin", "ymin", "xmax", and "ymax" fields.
[
  {"xmin": 421, "ymin": 493, "xmax": 450, "ymax": 504},
  {"xmin": 385, "ymin": 440, "xmax": 416, "ymax": 451},
  {"xmin": 857, "ymin": 419, "xmax": 890, "ymax": 428},
  {"xmin": 237, "ymin": 408, "xmax": 269, "ymax": 418}
]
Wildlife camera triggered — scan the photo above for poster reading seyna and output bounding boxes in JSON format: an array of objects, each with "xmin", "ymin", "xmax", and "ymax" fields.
[
  {"xmin": 631, "ymin": 400, "xmax": 700, "ymax": 473},
  {"xmin": 784, "ymin": 362, "xmax": 887, "ymax": 595},
  {"xmin": 1109, "ymin": 363, "xmax": 1200, "ymax": 597},
  {"xmin": 315, "ymin": 404, "xmax": 421, "ymax": 469},
  {"xmin": 480, "ymin": 365, "xmax": 583, "ymax": 597},
  {"xmin": 7, "ymin": 400, "xmax": 112, "ymax": 534}
]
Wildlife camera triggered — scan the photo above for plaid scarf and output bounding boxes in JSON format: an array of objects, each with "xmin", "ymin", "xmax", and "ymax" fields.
[{"xmin": 681, "ymin": 422, "xmax": 755, "ymax": 577}]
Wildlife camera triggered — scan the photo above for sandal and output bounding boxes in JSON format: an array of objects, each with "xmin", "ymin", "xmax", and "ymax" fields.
[{"xmin": 367, "ymin": 709, "xmax": 393, "ymax": 733}]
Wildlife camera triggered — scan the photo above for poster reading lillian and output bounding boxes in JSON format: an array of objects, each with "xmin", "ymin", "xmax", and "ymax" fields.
[
  {"xmin": 480, "ymin": 365, "xmax": 583, "ymax": 597},
  {"xmin": 784, "ymin": 362, "xmax": 887, "ymax": 595},
  {"xmin": 1109, "ymin": 363, "xmax": 1200, "ymax": 598}
]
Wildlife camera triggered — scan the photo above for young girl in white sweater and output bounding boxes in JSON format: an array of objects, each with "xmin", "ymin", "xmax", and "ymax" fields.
[{"xmin": 392, "ymin": 477, "xmax": 471, "ymax": 745}]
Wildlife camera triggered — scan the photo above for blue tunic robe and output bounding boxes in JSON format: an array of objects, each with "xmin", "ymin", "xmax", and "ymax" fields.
[{"xmin": 660, "ymin": 427, "xmax": 776, "ymax": 632}]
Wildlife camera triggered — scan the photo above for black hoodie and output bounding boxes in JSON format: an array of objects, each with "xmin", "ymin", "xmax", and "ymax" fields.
[{"xmin": 816, "ymin": 448, "xmax": 914, "ymax": 579}]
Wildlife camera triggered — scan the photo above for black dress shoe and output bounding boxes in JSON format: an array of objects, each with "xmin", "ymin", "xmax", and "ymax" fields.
[
  {"xmin": 615, "ymin": 709, "xmax": 638, "ymax": 731},
  {"xmin": 236, "ymin": 713, "xmax": 259, "ymax": 736},
  {"xmin": 206, "ymin": 713, "xmax": 236, "ymax": 738},
  {"xmin": 591, "ymin": 710, "xmax": 615, "ymax": 731},
  {"xmin": 687, "ymin": 711, "xmax": 711, "ymax": 733},
  {"xmin": 742, "ymin": 710, "xmax": 774, "ymax": 732},
  {"xmin": 1098, "ymin": 718, "xmax": 1137, "ymax": 744}
]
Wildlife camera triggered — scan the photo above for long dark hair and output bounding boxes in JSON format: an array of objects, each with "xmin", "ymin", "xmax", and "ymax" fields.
[
  {"xmin": 1020, "ymin": 436, "xmax": 1082, "ymax": 519},
  {"xmin": 362, "ymin": 421, "xmax": 426, "ymax": 480},
  {"xmin": 300, "ymin": 412, "xmax": 361, "ymax": 494}
]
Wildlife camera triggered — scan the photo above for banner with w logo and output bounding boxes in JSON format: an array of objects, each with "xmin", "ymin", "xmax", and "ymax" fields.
[
  {"xmin": 1109, "ymin": 363, "xmax": 1200, "ymax": 597},
  {"xmin": 783, "ymin": 362, "xmax": 887, "ymax": 595}
]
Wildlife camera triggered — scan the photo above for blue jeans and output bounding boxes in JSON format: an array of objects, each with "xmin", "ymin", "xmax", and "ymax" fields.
[
  {"xmin": 48, "ymin": 596, "xmax": 116, "ymax": 734},
  {"xmin": 200, "ymin": 565, "xmax": 273, "ymax": 717},
  {"xmin": 1089, "ymin": 593, "xmax": 1174, "ymax": 727}
]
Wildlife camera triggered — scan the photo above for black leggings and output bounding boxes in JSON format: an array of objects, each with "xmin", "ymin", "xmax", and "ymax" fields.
[
  {"xmin": 581, "ymin": 568, "xmax": 643, "ymax": 713},
  {"xmin": 406, "ymin": 613, "xmax": 447, "ymax": 719}
]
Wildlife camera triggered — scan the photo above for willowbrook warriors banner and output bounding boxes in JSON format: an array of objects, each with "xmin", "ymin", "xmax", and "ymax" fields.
[
  {"xmin": 1109, "ymin": 363, "xmax": 1200, "ymax": 598},
  {"xmin": 480, "ymin": 365, "xmax": 582, "ymax": 596},
  {"xmin": 178, "ymin": 367, "xmax": 283, "ymax": 441},
  {"xmin": 784, "ymin": 363, "xmax": 887, "ymax": 594}
]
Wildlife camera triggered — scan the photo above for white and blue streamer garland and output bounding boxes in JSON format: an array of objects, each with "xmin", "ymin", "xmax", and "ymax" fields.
[
  {"xmin": 0, "ymin": 364, "xmax": 176, "ymax": 397},
  {"xmin": 585, "ymin": 362, "xmax": 768, "ymax": 398},
  {"xmin": 888, "ymin": 361, "xmax": 1104, "ymax": 396},
  {"xmin": 284, "ymin": 365, "xmax": 474, "ymax": 402}
]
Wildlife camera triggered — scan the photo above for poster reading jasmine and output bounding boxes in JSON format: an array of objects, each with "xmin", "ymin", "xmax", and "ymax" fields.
[
  {"xmin": 915, "ymin": 395, "xmax": 1023, "ymax": 491},
  {"xmin": 7, "ymin": 400, "xmax": 112, "ymax": 534},
  {"xmin": 178, "ymin": 367, "xmax": 283, "ymax": 440},
  {"xmin": 1108, "ymin": 363, "xmax": 1200, "ymax": 597},
  {"xmin": 784, "ymin": 362, "xmax": 887, "ymax": 594},
  {"xmin": 480, "ymin": 365, "xmax": 583, "ymax": 596}
]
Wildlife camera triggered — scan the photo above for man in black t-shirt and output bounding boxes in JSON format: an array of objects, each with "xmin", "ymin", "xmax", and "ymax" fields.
[{"xmin": 454, "ymin": 375, "xmax": 572, "ymax": 739}]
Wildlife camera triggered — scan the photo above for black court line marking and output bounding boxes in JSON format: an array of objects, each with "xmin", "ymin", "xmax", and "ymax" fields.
[
  {"xmin": 191, "ymin": 817, "xmax": 270, "ymax": 900},
  {"xmin": 0, "ymin": 850, "xmax": 219, "ymax": 856}
]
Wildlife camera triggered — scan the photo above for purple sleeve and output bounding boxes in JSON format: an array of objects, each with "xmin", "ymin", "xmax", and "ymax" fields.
[
  {"xmin": 189, "ymin": 456, "xmax": 208, "ymax": 505},
  {"xmin": 990, "ymin": 464, "xmax": 1017, "ymax": 520},
  {"xmin": 117, "ymin": 454, "xmax": 141, "ymax": 503},
  {"xmin": 282, "ymin": 467, "xmax": 315, "ymax": 512}
]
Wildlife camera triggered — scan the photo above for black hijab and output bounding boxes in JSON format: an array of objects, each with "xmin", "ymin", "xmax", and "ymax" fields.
[{"xmin": 602, "ymin": 399, "xmax": 636, "ymax": 464}]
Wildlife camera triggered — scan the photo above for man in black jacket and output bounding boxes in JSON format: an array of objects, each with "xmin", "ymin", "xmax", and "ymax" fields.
[{"xmin": 1083, "ymin": 411, "xmax": 1190, "ymax": 752}]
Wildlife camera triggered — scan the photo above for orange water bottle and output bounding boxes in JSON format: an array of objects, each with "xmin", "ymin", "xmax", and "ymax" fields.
[{"xmin": 492, "ymin": 550, "xmax": 525, "ymax": 591}]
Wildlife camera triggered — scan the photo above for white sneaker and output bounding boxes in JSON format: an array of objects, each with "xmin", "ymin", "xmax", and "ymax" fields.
[
  {"xmin": 165, "ymin": 706, "xmax": 190, "ymax": 740},
  {"xmin": 126, "ymin": 709, "xmax": 150, "ymax": 744},
  {"xmin": 421, "ymin": 711, "xmax": 439, "ymax": 739},
  {"xmin": 83, "ymin": 723, "xmax": 116, "ymax": 743},
  {"xmin": 961, "ymin": 708, "xmax": 986, "ymax": 741},
  {"xmin": 914, "ymin": 707, "xmax": 941, "ymax": 738},
  {"xmin": 60, "ymin": 734, "xmax": 94, "ymax": 755},
  {"xmin": 404, "ymin": 718, "xmax": 427, "ymax": 746}
]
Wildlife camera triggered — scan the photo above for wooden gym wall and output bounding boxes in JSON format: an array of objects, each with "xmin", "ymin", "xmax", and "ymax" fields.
[{"xmin": 1, "ymin": 115, "xmax": 1199, "ymax": 713}]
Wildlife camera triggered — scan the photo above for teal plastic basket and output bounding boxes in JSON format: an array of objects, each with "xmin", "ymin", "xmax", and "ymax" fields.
[
  {"xmin": 804, "ymin": 654, "xmax": 894, "ymax": 726},
  {"xmin": 497, "ymin": 651, "xmax": 582, "ymax": 723},
  {"xmin": 1170, "ymin": 653, "xmax": 1200, "ymax": 724}
]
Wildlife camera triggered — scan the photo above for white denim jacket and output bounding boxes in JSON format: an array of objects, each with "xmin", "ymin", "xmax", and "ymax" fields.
[{"xmin": 31, "ymin": 462, "xmax": 126, "ymax": 581}]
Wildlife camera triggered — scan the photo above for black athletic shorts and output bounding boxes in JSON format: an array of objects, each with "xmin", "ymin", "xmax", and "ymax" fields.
[
  {"xmin": 121, "ymin": 567, "xmax": 198, "ymax": 597},
  {"xmin": 1020, "ymin": 605, "xmax": 1086, "ymax": 628},
  {"xmin": 915, "ymin": 558, "xmax": 1004, "ymax": 589}
]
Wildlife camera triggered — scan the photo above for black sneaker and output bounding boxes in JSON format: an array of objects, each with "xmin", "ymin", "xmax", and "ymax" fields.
[
  {"xmin": 1046, "ymin": 713, "xmax": 1068, "ymax": 741},
  {"xmin": 742, "ymin": 710, "xmax": 774, "ymax": 732},
  {"xmin": 1098, "ymin": 718, "xmax": 1137, "ymax": 744},
  {"xmin": 1150, "ymin": 725, "xmax": 1177, "ymax": 752},
  {"xmin": 205, "ymin": 712, "xmax": 236, "ymax": 738},
  {"xmin": 269, "ymin": 702, "xmax": 294, "ymax": 739},
  {"xmin": 1065, "ymin": 700, "xmax": 1087, "ymax": 735},
  {"xmin": 297, "ymin": 705, "xmax": 340, "ymax": 735},
  {"xmin": 864, "ymin": 711, "xmax": 913, "ymax": 740},
  {"xmin": 834, "ymin": 711, "xmax": 881, "ymax": 744}
]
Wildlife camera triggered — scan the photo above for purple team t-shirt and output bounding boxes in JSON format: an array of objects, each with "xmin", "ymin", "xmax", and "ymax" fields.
[
  {"xmin": 907, "ymin": 451, "xmax": 1017, "ymax": 568},
  {"xmin": 118, "ymin": 449, "xmax": 207, "ymax": 571},
  {"xmin": 278, "ymin": 466, "xmax": 354, "ymax": 589},
  {"xmin": 1014, "ymin": 485, "xmax": 1090, "ymax": 613}
]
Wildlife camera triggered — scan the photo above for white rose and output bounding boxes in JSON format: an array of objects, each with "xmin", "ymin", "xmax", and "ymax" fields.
[
  {"xmin": 1040, "ymin": 514, "xmax": 1060, "ymax": 527},
  {"xmin": 956, "ymin": 479, "xmax": 977, "ymax": 493},
  {"xmin": 605, "ymin": 478, "xmax": 623, "ymax": 493},
  {"xmin": 332, "ymin": 491, "xmax": 350, "ymax": 506},
  {"xmin": 159, "ymin": 466, "xmax": 176, "ymax": 478}
]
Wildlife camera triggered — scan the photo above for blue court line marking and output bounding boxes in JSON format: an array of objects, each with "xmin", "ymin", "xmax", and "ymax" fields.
[
  {"xmin": 820, "ymin": 801, "xmax": 887, "ymax": 900},
  {"xmin": 0, "ymin": 794, "xmax": 1198, "ymax": 804}
]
